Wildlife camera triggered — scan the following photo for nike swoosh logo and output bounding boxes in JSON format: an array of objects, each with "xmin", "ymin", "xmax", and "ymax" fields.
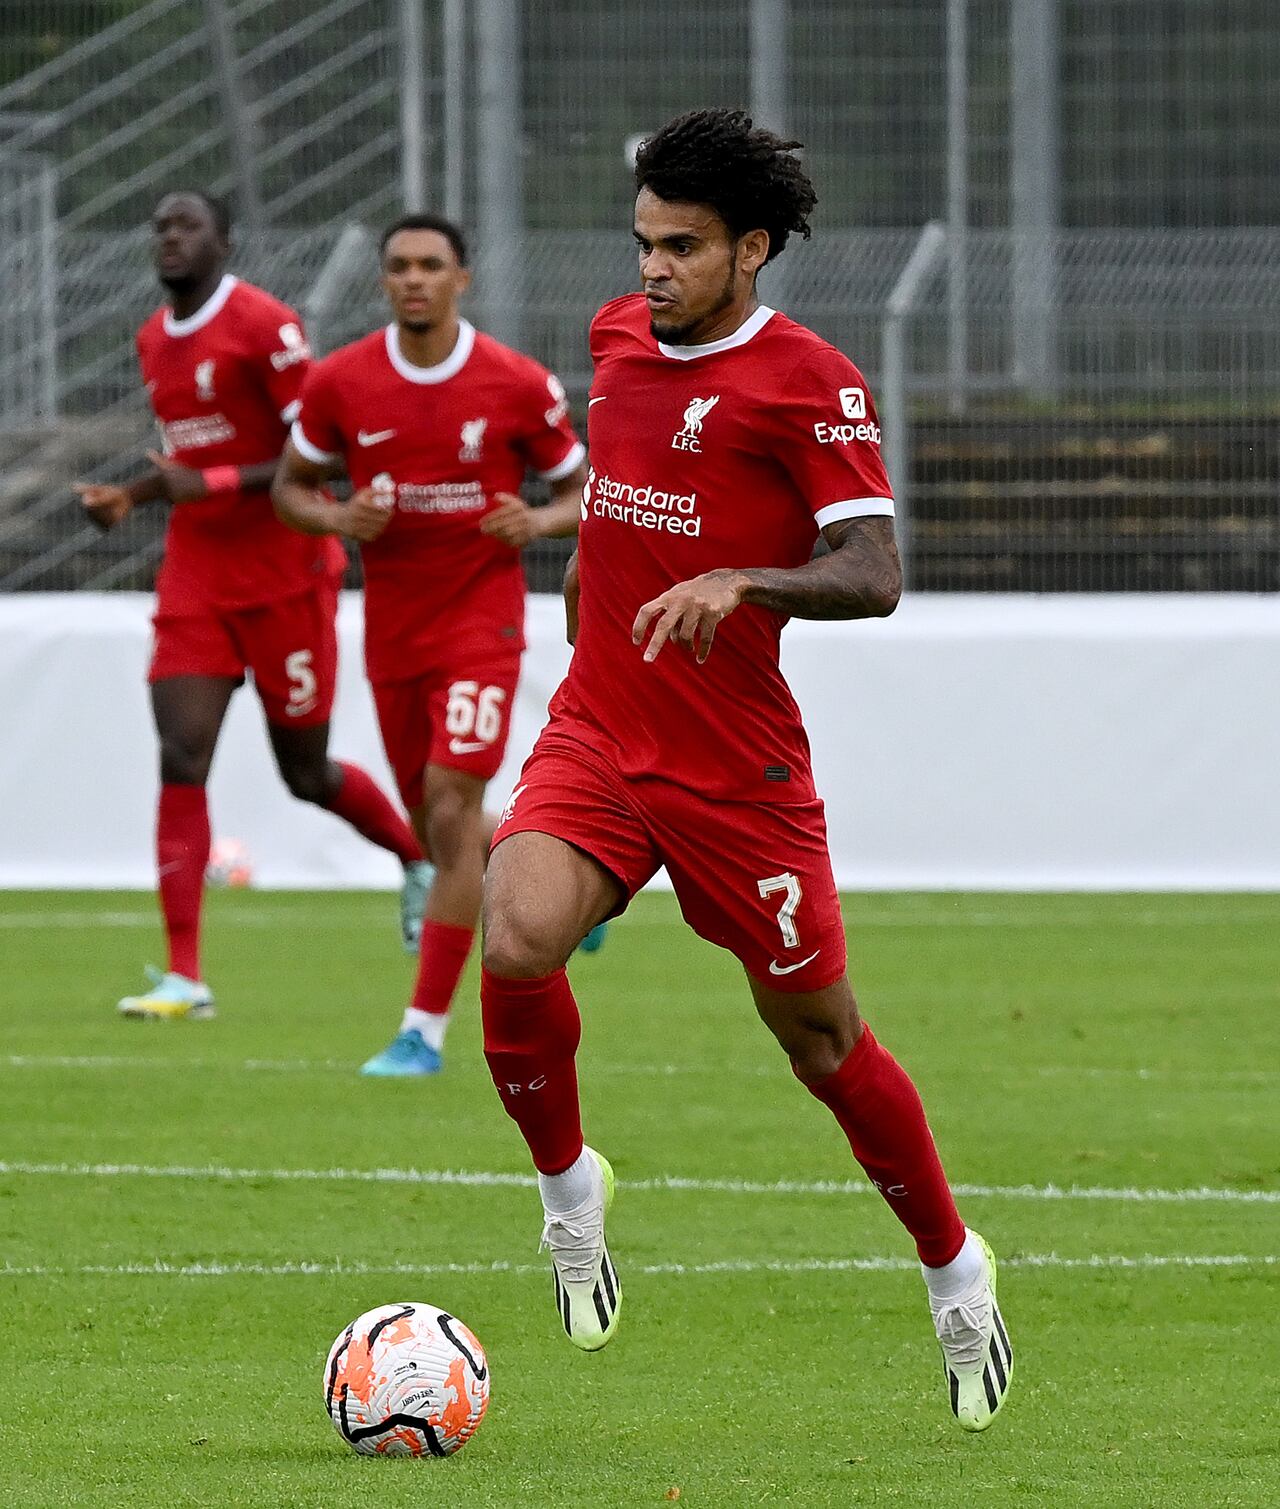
[
  {"xmin": 448, "ymin": 739, "xmax": 489, "ymax": 756},
  {"xmin": 588, "ymin": 396, "xmax": 608, "ymax": 407},
  {"xmin": 768, "ymin": 950, "xmax": 820, "ymax": 976},
  {"xmin": 357, "ymin": 428, "xmax": 396, "ymax": 446}
]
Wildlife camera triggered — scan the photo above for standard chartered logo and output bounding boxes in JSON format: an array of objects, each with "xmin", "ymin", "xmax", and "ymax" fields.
[{"xmin": 584, "ymin": 467, "xmax": 702, "ymax": 537}]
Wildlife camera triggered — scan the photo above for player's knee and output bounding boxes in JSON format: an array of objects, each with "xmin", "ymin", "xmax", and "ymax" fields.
[
  {"xmin": 278, "ymin": 758, "xmax": 332, "ymax": 806},
  {"xmin": 424, "ymin": 781, "xmax": 481, "ymax": 870},
  {"xmin": 481, "ymin": 908, "xmax": 563, "ymax": 980},
  {"xmin": 157, "ymin": 737, "xmax": 212, "ymax": 787},
  {"xmin": 764, "ymin": 1002, "xmax": 860, "ymax": 1083}
]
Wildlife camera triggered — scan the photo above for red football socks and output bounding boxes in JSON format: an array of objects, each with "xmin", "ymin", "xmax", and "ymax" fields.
[
  {"xmin": 156, "ymin": 782, "xmax": 210, "ymax": 980},
  {"xmin": 804, "ymin": 1024, "xmax": 966, "ymax": 1267},
  {"xmin": 410, "ymin": 920, "xmax": 475, "ymax": 1015},
  {"xmin": 323, "ymin": 761, "xmax": 423, "ymax": 865},
  {"xmin": 481, "ymin": 968, "xmax": 584, "ymax": 1175}
]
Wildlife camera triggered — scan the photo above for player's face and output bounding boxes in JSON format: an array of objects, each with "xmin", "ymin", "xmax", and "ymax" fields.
[
  {"xmin": 151, "ymin": 194, "xmax": 227, "ymax": 293},
  {"xmin": 381, "ymin": 230, "xmax": 471, "ymax": 334},
  {"xmin": 634, "ymin": 188, "xmax": 766, "ymax": 344}
]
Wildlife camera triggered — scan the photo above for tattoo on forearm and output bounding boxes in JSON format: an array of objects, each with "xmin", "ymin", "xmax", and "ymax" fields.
[{"xmin": 739, "ymin": 516, "xmax": 902, "ymax": 620}]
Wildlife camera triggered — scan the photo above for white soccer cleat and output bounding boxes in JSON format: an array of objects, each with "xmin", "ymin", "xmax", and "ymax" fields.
[
  {"xmin": 117, "ymin": 966, "xmax": 215, "ymax": 1021},
  {"xmin": 540, "ymin": 1147, "xmax": 621, "ymax": 1352},
  {"xmin": 931, "ymin": 1230, "xmax": 1013, "ymax": 1432}
]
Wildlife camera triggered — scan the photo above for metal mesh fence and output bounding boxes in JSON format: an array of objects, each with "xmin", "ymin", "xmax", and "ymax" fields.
[{"xmin": 0, "ymin": 0, "xmax": 1277, "ymax": 594}]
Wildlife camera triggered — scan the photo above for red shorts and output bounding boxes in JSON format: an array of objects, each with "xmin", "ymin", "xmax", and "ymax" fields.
[
  {"xmin": 492, "ymin": 728, "xmax": 847, "ymax": 993},
  {"xmin": 372, "ymin": 647, "xmax": 521, "ymax": 809},
  {"xmin": 149, "ymin": 579, "xmax": 339, "ymax": 728}
]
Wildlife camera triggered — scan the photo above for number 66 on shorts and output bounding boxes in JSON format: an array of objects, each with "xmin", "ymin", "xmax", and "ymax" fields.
[{"xmin": 372, "ymin": 649, "xmax": 522, "ymax": 806}]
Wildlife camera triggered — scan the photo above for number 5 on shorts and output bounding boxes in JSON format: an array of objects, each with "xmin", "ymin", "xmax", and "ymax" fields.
[
  {"xmin": 284, "ymin": 648, "xmax": 318, "ymax": 717},
  {"xmin": 757, "ymin": 871, "xmax": 803, "ymax": 948}
]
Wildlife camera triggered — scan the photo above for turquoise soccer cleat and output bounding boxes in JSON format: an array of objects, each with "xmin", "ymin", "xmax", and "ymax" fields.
[
  {"xmin": 117, "ymin": 966, "xmax": 215, "ymax": 1021},
  {"xmin": 577, "ymin": 922, "xmax": 608, "ymax": 954},
  {"xmin": 931, "ymin": 1231, "xmax": 1013, "ymax": 1432},
  {"xmin": 541, "ymin": 1147, "xmax": 622, "ymax": 1352},
  {"xmin": 360, "ymin": 1028, "xmax": 442, "ymax": 1077},
  {"xmin": 400, "ymin": 859, "xmax": 437, "ymax": 954}
]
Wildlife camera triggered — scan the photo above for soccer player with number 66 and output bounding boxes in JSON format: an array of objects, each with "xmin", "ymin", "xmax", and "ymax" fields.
[{"xmin": 274, "ymin": 214, "xmax": 589, "ymax": 1077}]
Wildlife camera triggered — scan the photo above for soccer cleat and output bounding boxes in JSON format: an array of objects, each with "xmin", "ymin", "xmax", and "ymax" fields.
[
  {"xmin": 540, "ymin": 1147, "xmax": 622, "ymax": 1353},
  {"xmin": 931, "ymin": 1231, "xmax": 1013, "ymax": 1432},
  {"xmin": 117, "ymin": 967, "xmax": 215, "ymax": 1021},
  {"xmin": 400, "ymin": 859, "xmax": 437, "ymax": 954},
  {"xmin": 577, "ymin": 922, "xmax": 608, "ymax": 954},
  {"xmin": 360, "ymin": 1028, "xmax": 442, "ymax": 1077}
]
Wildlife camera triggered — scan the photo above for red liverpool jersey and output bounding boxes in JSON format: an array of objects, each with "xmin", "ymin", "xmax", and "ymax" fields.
[
  {"xmin": 292, "ymin": 320, "xmax": 584, "ymax": 685},
  {"xmin": 136, "ymin": 274, "xmax": 343, "ymax": 612},
  {"xmin": 549, "ymin": 293, "xmax": 895, "ymax": 803}
]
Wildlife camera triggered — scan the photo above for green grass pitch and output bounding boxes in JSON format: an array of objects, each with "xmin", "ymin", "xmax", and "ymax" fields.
[{"xmin": 1, "ymin": 890, "xmax": 1276, "ymax": 1507}]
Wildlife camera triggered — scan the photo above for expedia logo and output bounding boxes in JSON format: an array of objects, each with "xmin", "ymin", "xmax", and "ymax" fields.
[
  {"xmin": 584, "ymin": 467, "xmax": 701, "ymax": 537},
  {"xmin": 813, "ymin": 419, "xmax": 882, "ymax": 446}
]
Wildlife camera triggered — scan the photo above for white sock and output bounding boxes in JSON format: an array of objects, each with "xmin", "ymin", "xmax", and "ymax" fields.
[
  {"xmin": 401, "ymin": 1007, "xmax": 448, "ymax": 1052},
  {"xmin": 538, "ymin": 1148, "xmax": 596, "ymax": 1215},
  {"xmin": 921, "ymin": 1229, "xmax": 987, "ymax": 1300}
]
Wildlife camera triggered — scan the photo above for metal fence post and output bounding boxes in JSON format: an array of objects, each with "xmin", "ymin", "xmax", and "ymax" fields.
[
  {"xmin": 303, "ymin": 222, "xmax": 375, "ymax": 355},
  {"xmin": 443, "ymin": 0, "xmax": 467, "ymax": 223},
  {"xmin": 1011, "ymin": 0, "xmax": 1059, "ymax": 391},
  {"xmin": 202, "ymin": 0, "xmax": 262, "ymax": 224},
  {"xmin": 946, "ymin": 0, "xmax": 968, "ymax": 414},
  {"xmin": 476, "ymin": 0, "xmax": 523, "ymax": 347},
  {"xmin": 749, "ymin": 0, "xmax": 788, "ymax": 133},
  {"xmin": 882, "ymin": 221, "xmax": 946, "ymax": 588},
  {"xmin": 38, "ymin": 155, "xmax": 57, "ymax": 421},
  {"xmin": 399, "ymin": 0, "xmax": 426, "ymax": 212}
]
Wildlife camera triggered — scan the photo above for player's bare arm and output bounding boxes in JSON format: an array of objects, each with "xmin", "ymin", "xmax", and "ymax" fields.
[
  {"xmin": 633, "ymin": 516, "xmax": 901, "ymax": 664},
  {"xmin": 563, "ymin": 550, "xmax": 580, "ymax": 644},
  {"xmin": 479, "ymin": 465, "xmax": 589, "ymax": 549},
  {"xmin": 76, "ymin": 453, "xmax": 283, "ymax": 530},
  {"xmin": 272, "ymin": 440, "xmax": 392, "ymax": 544}
]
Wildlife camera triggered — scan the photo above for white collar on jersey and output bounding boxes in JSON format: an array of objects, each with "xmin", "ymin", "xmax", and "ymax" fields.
[
  {"xmin": 656, "ymin": 303, "xmax": 777, "ymax": 361},
  {"xmin": 385, "ymin": 318, "xmax": 476, "ymax": 384},
  {"xmin": 163, "ymin": 273, "xmax": 239, "ymax": 337}
]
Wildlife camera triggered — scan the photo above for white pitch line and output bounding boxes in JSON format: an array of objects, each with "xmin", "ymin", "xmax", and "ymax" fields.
[
  {"xmin": 6, "ymin": 1053, "xmax": 1275, "ymax": 1086},
  {"xmin": 0, "ymin": 1252, "xmax": 1273, "ymax": 1281},
  {"xmin": 0, "ymin": 1158, "xmax": 1275, "ymax": 1205},
  {"xmin": 3, "ymin": 905, "xmax": 1279, "ymax": 931}
]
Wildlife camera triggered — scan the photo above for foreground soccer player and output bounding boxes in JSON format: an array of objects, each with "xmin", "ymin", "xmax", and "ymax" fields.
[
  {"xmin": 481, "ymin": 110, "xmax": 1013, "ymax": 1431},
  {"xmin": 76, "ymin": 191, "xmax": 427, "ymax": 1021},
  {"xmin": 274, "ymin": 214, "xmax": 589, "ymax": 1077}
]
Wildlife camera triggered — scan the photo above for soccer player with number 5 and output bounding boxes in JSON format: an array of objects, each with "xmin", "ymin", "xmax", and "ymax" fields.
[
  {"xmin": 480, "ymin": 110, "xmax": 1014, "ymax": 1432},
  {"xmin": 76, "ymin": 191, "xmax": 427, "ymax": 1022},
  {"xmin": 274, "ymin": 214, "xmax": 589, "ymax": 1077}
]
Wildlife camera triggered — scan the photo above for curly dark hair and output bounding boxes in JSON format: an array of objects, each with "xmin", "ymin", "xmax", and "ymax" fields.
[{"xmin": 633, "ymin": 107, "xmax": 817, "ymax": 263}]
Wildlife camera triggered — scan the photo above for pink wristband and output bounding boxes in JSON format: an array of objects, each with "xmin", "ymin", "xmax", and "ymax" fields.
[{"xmin": 200, "ymin": 465, "xmax": 241, "ymax": 495}]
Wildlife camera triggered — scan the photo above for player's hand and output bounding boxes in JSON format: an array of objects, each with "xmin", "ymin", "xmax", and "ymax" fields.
[
  {"xmin": 145, "ymin": 449, "xmax": 207, "ymax": 503},
  {"xmin": 73, "ymin": 481, "xmax": 134, "ymax": 531},
  {"xmin": 632, "ymin": 568, "xmax": 748, "ymax": 665},
  {"xmin": 479, "ymin": 492, "xmax": 542, "ymax": 549},
  {"xmin": 338, "ymin": 485, "xmax": 394, "ymax": 543}
]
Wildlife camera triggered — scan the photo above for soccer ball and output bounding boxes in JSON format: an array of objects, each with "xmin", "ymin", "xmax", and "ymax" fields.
[
  {"xmin": 323, "ymin": 1302, "xmax": 490, "ymax": 1458},
  {"xmin": 205, "ymin": 837, "xmax": 253, "ymax": 888}
]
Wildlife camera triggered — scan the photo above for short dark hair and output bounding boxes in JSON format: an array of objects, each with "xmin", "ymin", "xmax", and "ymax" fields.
[
  {"xmin": 380, "ymin": 213, "xmax": 468, "ymax": 266},
  {"xmin": 157, "ymin": 189, "xmax": 232, "ymax": 239},
  {"xmin": 634, "ymin": 107, "xmax": 817, "ymax": 263}
]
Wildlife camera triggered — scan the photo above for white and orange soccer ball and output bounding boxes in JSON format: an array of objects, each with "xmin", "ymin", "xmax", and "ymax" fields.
[
  {"xmin": 205, "ymin": 837, "xmax": 253, "ymax": 888},
  {"xmin": 323, "ymin": 1302, "xmax": 490, "ymax": 1458}
]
